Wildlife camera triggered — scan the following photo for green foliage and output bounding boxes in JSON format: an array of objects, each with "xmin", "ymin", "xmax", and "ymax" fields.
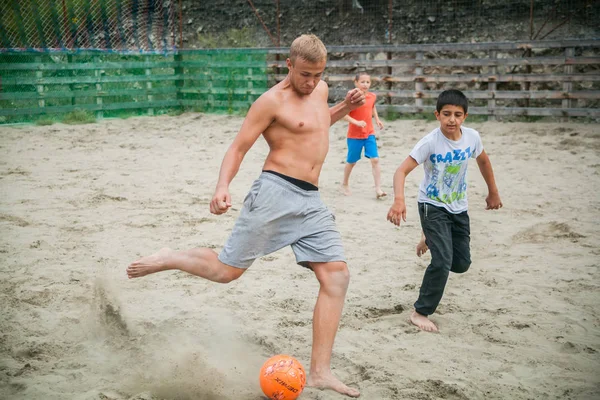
[
  {"xmin": 1, "ymin": 0, "xmax": 138, "ymax": 50},
  {"xmin": 167, "ymin": 109, "xmax": 184, "ymax": 117},
  {"xmin": 190, "ymin": 105, "xmax": 206, "ymax": 113},
  {"xmin": 384, "ymin": 110, "xmax": 400, "ymax": 121},
  {"xmin": 403, "ymin": 113, "xmax": 437, "ymax": 121},
  {"xmin": 382, "ymin": 110, "xmax": 438, "ymax": 121},
  {"xmin": 35, "ymin": 118, "xmax": 55, "ymax": 126},
  {"xmin": 62, "ymin": 109, "xmax": 96, "ymax": 124},
  {"xmin": 224, "ymin": 27, "xmax": 258, "ymax": 48},
  {"xmin": 197, "ymin": 27, "xmax": 258, "ymax": 48},
  {"xmin": 465, "ymin": 114, "xmax": 488, "ymax": 123}
]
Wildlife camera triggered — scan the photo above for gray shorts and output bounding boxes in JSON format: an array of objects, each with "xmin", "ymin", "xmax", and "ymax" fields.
[{"xmin": 218, "ymin": 172, "xmax": 345, "ymax": 269}]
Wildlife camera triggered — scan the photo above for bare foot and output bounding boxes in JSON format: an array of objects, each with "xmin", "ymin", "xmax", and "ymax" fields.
[
  {"xmin": 410, "ymin": 310, "xmax": 438, "ymax": 332},
  {"xmin": 416, "ymin": 239, "xmax": 428, "ymax": 257},
  {"xmin": 127, "ymin": 247, "xmax": 173, "ymax": 278},
  {"xmin": 376, "ymin": 190, "xmax": 387, "ymax": 200},
  {"xmin": 307, "ymin": 372, "xmax": 360, "ymax": 398},
  {"xmin": 340, "ymin": 185, "xmax": 352, "ymax": 196}
]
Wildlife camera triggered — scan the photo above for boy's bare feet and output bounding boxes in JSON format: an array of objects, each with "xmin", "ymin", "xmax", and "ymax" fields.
[
  {"xmin": 307, "ymin": 372, "xmax": 360, "ymax": 398},
  {"xmin": 127, "ymin": 247, "xmax": 173, "ymax": 278},
  {"xmin": 410, "ymin": 310, "xmax": 438, "ymax": 332},
  {"xmin": 376, "ymin": 189, "xmax": 387, "ymax": 199},
  {"xmin": 416, "ymin": 239, "xmax": 428, "ymax": 257},
  {"xmin": 340, "ymin": 184, "xmax": 352, "ymax": 196}
]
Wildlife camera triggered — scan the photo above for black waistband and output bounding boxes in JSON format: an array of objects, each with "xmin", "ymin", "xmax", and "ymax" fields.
[{"xmin": 263, "ymin": 170, "xmax": 319, "ymax": 191}]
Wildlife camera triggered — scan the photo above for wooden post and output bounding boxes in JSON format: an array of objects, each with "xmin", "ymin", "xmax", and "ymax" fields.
[
  {"xmin": 247, "ymin": 54, "xmax": 254, "ymax": 110},
  {"xmin": 207, "ymin": 54, "xmax": 214, "ymax": 111},
  {"xmin": 145, "ymin": 55, "xmax": 154, "ymax": 116},
  {"xmin": 174, "ymin": 52, "xmax": 184, "ymax": 110},
  {"xmin": 387, "ymin": 0, "xmax": 393, "ymax": 116},
  {"xmin": 67, "ymin": 54, "xmax": 75, "ymax": 106},
  {"xmin": 415, "ymin": 51, "xmax": 424, "ymax": 110},
  {"xmin": 94, "ymin": 56, "xmax": 103, "ymax": 120},
  {"xmin": 562, "ymin": 47, "xmax": 574, "ymax": 122},
  {"xmin": 358, "ymin": 52, "xmax": 366, "ymax": 73},
  {"xmin": 358, "ymin": 52, "xmax": 366, "ymax": 65},
  {"xmin": 488, "ymin": 50, "xmax": 497, "ymax": 121},
  {"xmin": 386, "ymin": 50, "xmax": 392, "ymax": 118},
  {"xmin": 523, "ymin": 47, "xmax": 532, "ymax": 109},
  {"xmin": 35, "ymin": 56, "xmax": 45, "ymax": 110}
]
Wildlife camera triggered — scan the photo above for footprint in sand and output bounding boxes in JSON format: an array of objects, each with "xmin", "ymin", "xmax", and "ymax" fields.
[
  {"xmin": 352, "ymin": 304, "xmax": 405, "ymax": 320},
  {"xmin": 0, "ymin": 213, "xmax": 31, "ymax": 227},
  {"xmin": 247, "ymin": 333, "xmax": 280, "ymax": 355},
  {"xmin": 512, "ymin": 221, "xmax": 585, "ymax": 244},
  {"xmin": 409, "ymin": 379, "xmax": 470, "ymax": 400},
  {"xmin": 509, "ymin": 321, "xmax": 532, "ymax": 330},
  {"xmin": 1, "ymin": 168, "xmax": 31, "ymax": 177},
  {"xmin": 90, "ymin": 193, "xmax": 128, "ymax": 204},
  {"xmin": 277, "ymin": 317, "xmax": 309, "ymax": 328}
]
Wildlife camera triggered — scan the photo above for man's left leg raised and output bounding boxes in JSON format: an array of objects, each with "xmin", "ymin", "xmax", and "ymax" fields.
[{"xmin": 127, "ymin": 247, "xmax": 245, "ymax": 283}]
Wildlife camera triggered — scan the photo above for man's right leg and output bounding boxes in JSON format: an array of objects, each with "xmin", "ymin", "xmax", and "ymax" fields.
[
  {"xmin": 307, "ymin": 261, "xmax": 360, "ymax": 398},
  {"xmin": 127, "ymin": 248, "xmax": 245, "ymax": 283},
  {"xmin": 412, "ymin": 203, "xmax": 453, "ymax": 332}
]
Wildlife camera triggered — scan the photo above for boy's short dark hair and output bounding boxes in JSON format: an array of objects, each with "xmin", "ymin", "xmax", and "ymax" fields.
[{"xmin": 436, "ymin": 89, "xmax": 468, "ymax": 113}]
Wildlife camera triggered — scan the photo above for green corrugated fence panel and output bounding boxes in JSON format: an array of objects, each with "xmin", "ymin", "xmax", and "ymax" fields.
[
  {"xmin": 0, "ymin": 49, "xmax": 270, "ymax": 122},
  {"xmin": 179, "ymin": 61, "xmax": 268, "ymax": 68},
  {"xmin": 1, "ymin": 74, "xmax": 267, "ymax": 86},
  {"xmin": 0, "ymin": 61, "xmax": 179, "ymax": 71},
  {"xmin": 0, "ymin": 100, "xmax": 180, "ymax": 116},
  {"xmin": 0, "ymin": 60, "xmax": 269, "ymax": 71},
  {"xmin": 179, "ymin": 88, "xmax": 266, "ymax": 96},
  {"xmin": 184, "ymin": 74, "xmax": 268, "ymax": 81},
  {"xmin": 1, "ymin": 74, "xmax": 179, "ymax": 85},
  {"xmin": 180, "ymin": 99, "xmax": 252, "ymax": 108},
  {"xmin": 0, "ymin": 87, "xmax": 179, "ymax": 100}
]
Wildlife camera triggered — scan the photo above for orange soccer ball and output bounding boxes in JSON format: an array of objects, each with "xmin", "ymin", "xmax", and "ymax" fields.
[{"xmin": 259, "ymin": 354, "xmax": 306, "ymax": 400}]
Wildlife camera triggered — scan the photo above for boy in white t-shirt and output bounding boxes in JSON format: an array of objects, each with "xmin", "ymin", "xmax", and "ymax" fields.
[{"xmin": 387, "ymin": 89, "xmax": 503, "ymax": 332}]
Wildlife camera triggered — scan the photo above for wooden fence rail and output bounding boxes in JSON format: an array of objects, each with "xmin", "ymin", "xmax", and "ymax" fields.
[
  {"xmin": 0, "ymin": 39, "xmax": 598, "ymax": 124},
  {"xmin": 267, "ymin": 38, "xmax": 600, "ymax": 119}
]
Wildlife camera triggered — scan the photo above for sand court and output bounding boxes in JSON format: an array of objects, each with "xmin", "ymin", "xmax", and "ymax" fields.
[{"xmin": 0, "ymin": 113, "xmax": 599, "ymax": 399}]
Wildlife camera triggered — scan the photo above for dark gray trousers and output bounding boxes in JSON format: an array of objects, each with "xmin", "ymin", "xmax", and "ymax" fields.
[{"xmin": 415, "ymin": 202, "xmax": 471, "ymax": 316}]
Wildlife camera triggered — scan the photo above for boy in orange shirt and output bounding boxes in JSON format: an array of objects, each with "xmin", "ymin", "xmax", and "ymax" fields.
[{"xmin": 341, "ymin": 72, "xmax": 386, "ymax": 199}]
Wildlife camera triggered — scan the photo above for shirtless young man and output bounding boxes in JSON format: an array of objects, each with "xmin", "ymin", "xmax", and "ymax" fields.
[{"xmin": 126, "ymin": 34, "xmax": 364, "ymax": 397}]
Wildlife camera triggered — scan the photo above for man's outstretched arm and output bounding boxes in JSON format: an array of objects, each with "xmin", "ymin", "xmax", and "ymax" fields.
[{"xmin": 210, "ymin": 94, "xmax": 276, "ymax": 214}]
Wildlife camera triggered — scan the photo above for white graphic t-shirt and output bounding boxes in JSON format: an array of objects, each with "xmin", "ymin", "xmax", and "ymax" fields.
[{"xmin": 409, "ymin": 126, "xmax": 484, "ymax": 214}]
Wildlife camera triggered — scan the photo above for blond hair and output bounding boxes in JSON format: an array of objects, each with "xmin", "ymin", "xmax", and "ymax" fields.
[{"xmin": 289, "ymin": 34, "xmax": 327, "ymax": 64}]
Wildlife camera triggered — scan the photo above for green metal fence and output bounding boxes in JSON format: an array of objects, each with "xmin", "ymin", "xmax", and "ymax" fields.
[
  {"xmin": 0, "ymin": 49, "xmax": 270, "ymax": 125},
  {"xmin": 177, "ymin": 49, "xmax": 270, "ymax": 115}
]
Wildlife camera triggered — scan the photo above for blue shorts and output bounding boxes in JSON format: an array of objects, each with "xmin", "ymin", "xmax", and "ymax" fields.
[{"xmin": 346, "ymin": 135, "xmax": 379, "ymax": 163}]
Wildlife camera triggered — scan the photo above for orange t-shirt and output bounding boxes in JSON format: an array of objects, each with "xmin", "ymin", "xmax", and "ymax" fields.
[{"xmin": 347, "ymin": 92, "xmax": 376, "ymax": 139}]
